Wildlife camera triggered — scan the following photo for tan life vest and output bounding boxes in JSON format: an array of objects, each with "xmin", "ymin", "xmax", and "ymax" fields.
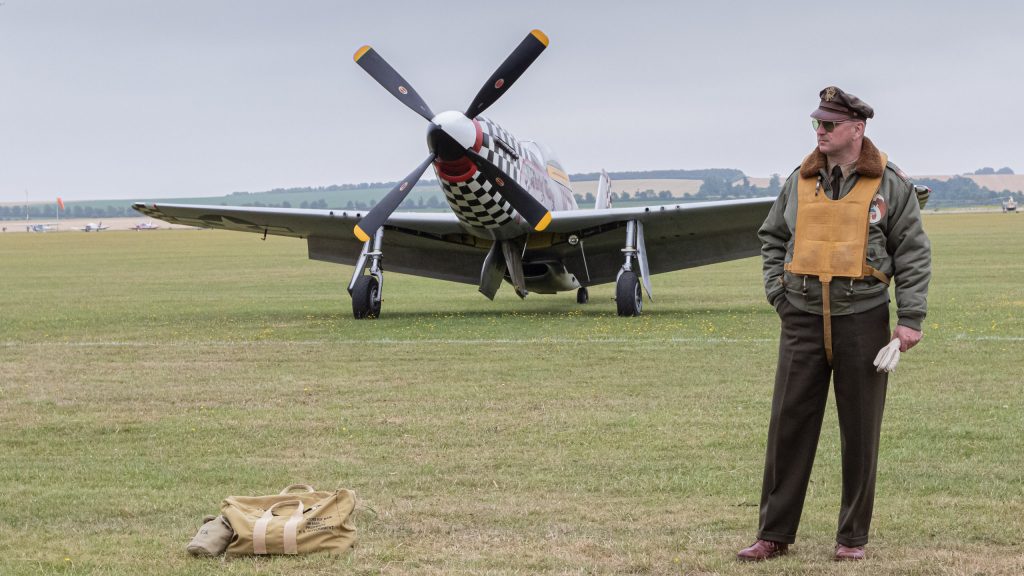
[{"xmin": 784, "ymin": 152, "xmax": 890, "ymax": 364}]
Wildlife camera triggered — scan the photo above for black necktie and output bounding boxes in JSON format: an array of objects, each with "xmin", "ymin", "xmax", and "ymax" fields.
[{"xmin": 831, "ymin": 165, "xmax": 843, "ymax": 200}]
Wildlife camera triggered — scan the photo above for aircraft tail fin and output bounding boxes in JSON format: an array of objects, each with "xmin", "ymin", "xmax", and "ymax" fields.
[{"xmin": 595, "ymin": 169, "xmax": 612, "ymax": 209}]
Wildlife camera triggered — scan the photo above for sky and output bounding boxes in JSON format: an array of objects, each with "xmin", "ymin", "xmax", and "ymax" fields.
[{"xmin": 1, "ymin": 0, "xmax": 1021, "ymax": 202}]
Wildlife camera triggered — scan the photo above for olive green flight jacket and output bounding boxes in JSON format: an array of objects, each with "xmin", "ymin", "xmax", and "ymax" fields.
[{"xmin": 758, "ymin": 138, "xmax": 932, "ymax": 331}]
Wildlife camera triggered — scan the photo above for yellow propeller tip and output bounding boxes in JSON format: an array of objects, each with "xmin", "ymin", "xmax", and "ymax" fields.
[
  {"xmin": 531, "ymin": 29, "xmax": 549, "ymax": 46},
  {"xmin": 534, "ymin": 212, "xmax": 552, "ymax": 232},
  {"xmin": 353, "ymin": 45, "xmax": 372, "ymax": 62},
  {"xmin": 353, "ymin": 225, "xmax": 370, "ymax": 242}
]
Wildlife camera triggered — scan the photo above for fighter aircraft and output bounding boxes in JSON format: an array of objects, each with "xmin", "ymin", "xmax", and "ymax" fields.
[
  {"xmin": 1002, "ymin": 194, "xmax": 1018, "ymax": 213},
  {"xmin": 132, "ymin": 221, "xmax": 161, "ymax": 230},
  {"xmin": 133, "ymin": 30, "xmax": 774, "ymax": 319},
  {"xmin": 80, "ymin": 222, "xmax": 110, "ymax": 232}
]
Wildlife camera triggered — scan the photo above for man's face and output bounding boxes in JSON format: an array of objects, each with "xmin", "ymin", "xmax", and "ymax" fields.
[{"xmin": 815, "ymin": 118, "xmax": 862, "ymax": 156}]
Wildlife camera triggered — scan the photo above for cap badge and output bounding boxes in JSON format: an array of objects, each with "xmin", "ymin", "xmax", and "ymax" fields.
[{"xmin": 824, "ymin": 86, "xmax": 837, "ymax": 102}]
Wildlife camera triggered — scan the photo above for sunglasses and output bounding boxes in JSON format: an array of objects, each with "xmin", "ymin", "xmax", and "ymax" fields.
[{"xmin": 812, "ymin": 119, "xmax": 853, "ymax": 133}]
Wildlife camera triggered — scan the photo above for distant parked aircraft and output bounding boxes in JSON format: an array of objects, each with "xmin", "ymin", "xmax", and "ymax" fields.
[
  {"xmin": 132, "ymin": 221, "xmax": 161, "ymax": 230},
  {"xmin": 1003, "ymin": 195, "xmax": 1018, "ymax": 213},
  {"xmin": 26, "ymin": 223, "xmax": 58, "ymax": 232},
  {"xmin": 80, "ymin": 222, "xmax": 110, "ymax": 232}
]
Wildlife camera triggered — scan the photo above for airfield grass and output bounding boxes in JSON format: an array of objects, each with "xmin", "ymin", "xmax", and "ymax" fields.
[{"xmin": 1, "ymin": 214, "xmax": 1022, "ymax": 575}]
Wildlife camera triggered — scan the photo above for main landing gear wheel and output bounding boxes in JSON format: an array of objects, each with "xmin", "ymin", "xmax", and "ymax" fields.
[
  {"xmin": 352, "ymin": 276, "xmax": 382, "ymax": 319},
  {"xmin": 615, "ymin": 271, "xmax": 642, "ymax": 317},
  {"xmin": 576, "ymin": 287, "xmax": 589, "ymax": 304}
]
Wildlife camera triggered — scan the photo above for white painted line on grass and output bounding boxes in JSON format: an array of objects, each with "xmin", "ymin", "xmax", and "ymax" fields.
[
  {"xmin": 953, "ymin": 334, "xmax": 1024, "ymax": 341},
  {"xmin": 2, "ymin": 337, "xmax": 775, "ymax": 347},
  {"xmin": 5, "ymin": 335, "xmax": 1020, "ymax": 348}
]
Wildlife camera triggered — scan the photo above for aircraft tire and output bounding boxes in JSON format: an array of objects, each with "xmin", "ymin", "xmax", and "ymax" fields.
[
  {"xmin": 615, "ymin": 272, "xmax": 642, "ymax": 317},
  {"xmin": 576, "ymin": 287, "xmax": 589, "ymax": 304},
  {"xmin": 352, "ymin": 276, "xmax": 382, "ymax": 319}
]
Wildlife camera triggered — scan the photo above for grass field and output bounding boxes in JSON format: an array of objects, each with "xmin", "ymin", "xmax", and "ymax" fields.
[{"xmin": 1, "ymin": 214, "xmax": 1022, "ymax": 575}]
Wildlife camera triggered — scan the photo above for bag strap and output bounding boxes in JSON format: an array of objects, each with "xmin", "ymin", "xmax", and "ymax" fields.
[
  {"xmin": 279, "ymin": 484, "xmax": 316, "ymax": 495},
  {"xmin": 253, "ymin": 499, "xmax": 304, "ymax": 555}
]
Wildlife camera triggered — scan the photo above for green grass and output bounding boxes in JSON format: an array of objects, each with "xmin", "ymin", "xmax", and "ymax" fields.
[{"xmin": 1, "ymin": 213, "xmax": 1022, "ymax": 575}]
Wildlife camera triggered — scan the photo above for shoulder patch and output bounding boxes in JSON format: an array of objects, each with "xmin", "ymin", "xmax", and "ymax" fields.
[{"xmin": 886, "ymin": 161, "xmax": 911, "ymax": 185}]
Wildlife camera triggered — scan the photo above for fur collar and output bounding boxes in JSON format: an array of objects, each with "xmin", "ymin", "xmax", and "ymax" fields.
[{"xmin": 799, "ymin": 137, "xmax": 883, "ymax": 179}]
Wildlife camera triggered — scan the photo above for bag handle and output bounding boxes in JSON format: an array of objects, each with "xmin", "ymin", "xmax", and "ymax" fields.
[
  {"xmin": 253, "ymin": 499, "xmax": 304, "ymax": 555},
  {"xmin": 279, "ymin": 484, "xmax": 316, "ymax": 495}
]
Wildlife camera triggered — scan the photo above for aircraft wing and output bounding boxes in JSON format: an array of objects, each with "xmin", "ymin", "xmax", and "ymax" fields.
[
  {"xmin": 542, "ymin": 197, "xmax": 775, "ymax": 286},
  {"xmin": 131, "ymin": 203, "xmax": 483, "ymax": 284},
  {"xmin": 132, "ymin": 203, "xmax": 465, "ymax": 238}
]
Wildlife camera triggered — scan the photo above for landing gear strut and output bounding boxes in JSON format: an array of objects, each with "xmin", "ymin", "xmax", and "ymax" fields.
[
  {"xmin": 615, "ymin": 220, "xmax": 652, "ymax": 317},
  {"xmin": 349, "ymin": 227, "xmax": 384, "ymax": 319}
]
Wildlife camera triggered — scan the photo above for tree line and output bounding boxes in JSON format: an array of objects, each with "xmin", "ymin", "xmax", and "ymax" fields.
[{"xmin": 4, "ymin": 168, "xmax": 1016, "ymax": 220}]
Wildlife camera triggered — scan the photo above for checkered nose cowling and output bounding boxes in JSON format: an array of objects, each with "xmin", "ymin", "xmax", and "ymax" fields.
[{"xmin": 437, "ymin": 165, "xmax": 519, "ymax": 229}]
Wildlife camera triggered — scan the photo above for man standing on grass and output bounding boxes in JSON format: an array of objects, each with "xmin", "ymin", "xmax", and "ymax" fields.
[{"xmin": 738, "ymin": 86, "xmax": 931, "ymax": 562}]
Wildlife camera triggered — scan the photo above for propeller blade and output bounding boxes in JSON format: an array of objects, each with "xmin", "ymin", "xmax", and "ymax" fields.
[
  {"xmin": 464, "ymin": 29, "xmax": 548, "ymax": 117},
  {"xmin": 353, "ymin": 153, "xmax": 436, "ymax": 242},
  {"xmin": 465, "ymin": 149, "xmax": 551, "ymax": 232},
  {"xmin": 354, "ymin": 45, "xmax": 435, "ymax": 121}
]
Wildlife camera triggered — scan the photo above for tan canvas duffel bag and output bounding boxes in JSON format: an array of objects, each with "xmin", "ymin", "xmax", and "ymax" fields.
[{"xmin": 221, "ymin": 484, "xmax": 357, "ymax": 557}]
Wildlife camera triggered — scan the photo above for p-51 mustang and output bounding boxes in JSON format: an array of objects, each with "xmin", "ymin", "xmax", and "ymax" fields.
[{"xmin": 134, "ymin": 30, "xmax": 773, "ymax": 319}]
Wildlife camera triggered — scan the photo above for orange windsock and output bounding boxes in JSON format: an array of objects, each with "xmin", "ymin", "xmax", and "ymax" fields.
[{"xmin": 57, "ymin": 197, "xmax": 65, "ymax": 210}]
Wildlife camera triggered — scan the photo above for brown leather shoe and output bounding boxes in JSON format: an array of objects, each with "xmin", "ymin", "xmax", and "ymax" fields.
[
  {"xmin": 736, "ymin": 539, "xmax": 788, "ymax": 561},
  {"xmin": 834, "ymin": 544, "xmax": 866, "ymax": 561}
]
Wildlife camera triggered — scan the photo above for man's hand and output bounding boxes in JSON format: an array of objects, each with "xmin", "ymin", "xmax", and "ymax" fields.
[{"xmin": 892, "ymin": 325, "xmax": 923, "ymax": 352}]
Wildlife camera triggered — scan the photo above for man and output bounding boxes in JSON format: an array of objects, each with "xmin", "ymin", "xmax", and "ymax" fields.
[{"xmin": 738, "ymin": 86, "xmax": 931, "ymax": 562}]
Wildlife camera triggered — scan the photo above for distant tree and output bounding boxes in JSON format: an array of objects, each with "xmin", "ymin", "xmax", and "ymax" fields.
[
  {"xmin": 974, "ymin": 167, "xmax": 996, "ymax": 175},
  {"xmin": 300, "ymin": 201, "xmax": 309, "ymax": 209},
  {"xmin": 997, "ymin": 167, "xmax": 1015, "ymax": 175},
  {"xmin": 698, "ymin": 176, "xmax": 729, "ymax": 198},
  {"xmin": 281, "ymin": 201, "xmax": 291, "ymax": 208},
  {"xmin": 768, "ymin": 173, "xmax": 782, "ymax": 195},
  {"xmin": 658, "ymin": 190, "xmax": 672, "ymax": 199}
]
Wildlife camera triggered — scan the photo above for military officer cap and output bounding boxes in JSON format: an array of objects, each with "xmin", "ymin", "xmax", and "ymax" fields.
[{"xmin": 811, "ymin": 86, "xmax": 874, "ymax": 121}]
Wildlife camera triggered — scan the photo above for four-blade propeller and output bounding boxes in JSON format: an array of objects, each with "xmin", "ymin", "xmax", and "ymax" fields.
[{"xmin": 350, "ymin": 30, "xmax": 550, "ymax": 241}]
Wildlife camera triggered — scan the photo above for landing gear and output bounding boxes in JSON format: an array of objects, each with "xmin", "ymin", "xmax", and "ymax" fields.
[
  {"xmin": 576, "ymin": 287, "xmax": 589, "ymax": 304},
  {"xmin": 615, "ymin": 271, "xmax": 642, "ymax": 316},
  {"xmin": 614, "ymin": 220, "xmax": 652, "ymax": 317},
  {"xmin": 349, "ymin": 227, "xmax": 385, "ymax": 319},
  {"xmin": 351, "ymin": 275, "xmax": 381, "ymax": 319}
]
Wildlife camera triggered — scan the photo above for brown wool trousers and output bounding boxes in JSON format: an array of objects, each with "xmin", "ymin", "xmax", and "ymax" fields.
[{"xmin": 757, "ymin": 298, "xmax": 890, "ymax": 548}]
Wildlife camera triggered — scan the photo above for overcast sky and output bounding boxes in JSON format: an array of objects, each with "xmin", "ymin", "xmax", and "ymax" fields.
[{"xmin": 2, "ymin": 0, "xmax": 1021, "ymax": 202}]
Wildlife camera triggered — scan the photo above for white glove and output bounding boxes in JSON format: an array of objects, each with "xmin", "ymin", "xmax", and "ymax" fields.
[{"xmin": 873, "ymin": 339, "xmax": 901, "ymax": 373}]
